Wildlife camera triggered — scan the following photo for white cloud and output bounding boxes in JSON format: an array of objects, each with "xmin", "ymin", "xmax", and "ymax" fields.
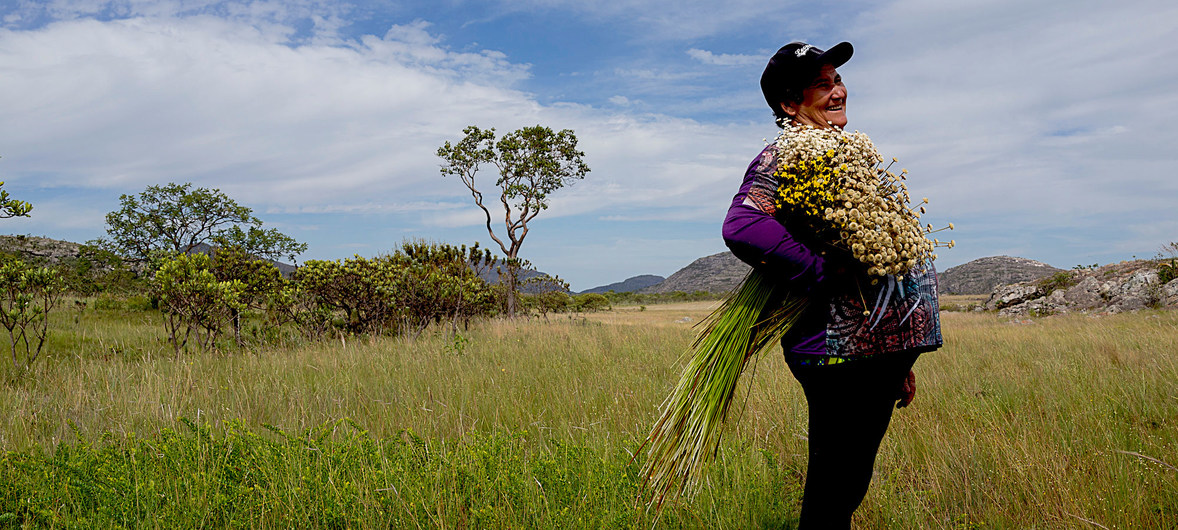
[
  {"xmin": 0, "ymin": 15, "xmax": 538, "ymax": 207},
  {"xmin": 686, "ymin": 48, "xmax": 760, "ymax": 66},
  {"xmin": 2, "ymin": 0, "xmax": 1177, "ymax": 289}
]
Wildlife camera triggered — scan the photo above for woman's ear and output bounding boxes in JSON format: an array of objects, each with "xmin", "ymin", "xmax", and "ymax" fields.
[{"xmin": 779, "ymin": 102, "xmax": 797, "ymax": 117}]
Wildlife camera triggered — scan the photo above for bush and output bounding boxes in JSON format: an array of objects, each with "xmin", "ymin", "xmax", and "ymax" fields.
[
  {"xmin": 1158, "ymin": 241, "xmax": 1178, "ymax": 284},
  {"xmin": 1037, "ymin": 271, "xmax": 1077, "ymax": 294},
  {"xmin": 292, "ymin": 242, "xmax": 498, "ymax": 338},
  {"xmin": 152, "ymin": 253, "xmax": 244, "ymax": 354},
  {"xmin": 0, "ymin": 260, "xmax": 64, "ymax": 369},
  {"xmin": 573, "ymin": 293, "xmax": 611, "ymax": 312}
]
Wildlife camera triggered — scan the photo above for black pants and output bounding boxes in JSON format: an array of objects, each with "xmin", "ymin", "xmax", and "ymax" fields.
[{"xmin": 788, "ymin": 351, "xmax": 921, "ymax": 529}]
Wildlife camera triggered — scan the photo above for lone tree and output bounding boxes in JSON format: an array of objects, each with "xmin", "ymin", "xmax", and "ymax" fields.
[
  {"xmin": 99, "ymin": 182, "xmax": 306, "ymax": 263},
  {"xmin": 437, "ymin": 125, "xmax": 589, "ymax": 316}
]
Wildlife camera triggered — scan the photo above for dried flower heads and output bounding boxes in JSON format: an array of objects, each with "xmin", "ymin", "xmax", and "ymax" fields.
[{"xmin": 773, "ymin": 125, "xmax": 953, "ymax": 277}]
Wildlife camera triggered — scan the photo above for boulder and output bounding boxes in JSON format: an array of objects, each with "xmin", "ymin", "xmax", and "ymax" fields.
[
  {"xmin": 1061, "ymin": 276, "xmax": 1102, "ymax": 309},
  {"xmin": 986, "ymin": 283, "xmax": 1045, "ymax": 310},
  {"xmin": 985, "ymin": 260, "xmax": 1174, "ymax": 316},
  {"xmin": 1164, "ymin": 279, "xmax": 1178, "ymax": 305}
]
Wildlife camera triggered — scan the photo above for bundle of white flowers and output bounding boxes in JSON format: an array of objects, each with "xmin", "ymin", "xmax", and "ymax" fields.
[{"xmin": 771, "ymin": 125, "xmax": 953, "ymax": 277}]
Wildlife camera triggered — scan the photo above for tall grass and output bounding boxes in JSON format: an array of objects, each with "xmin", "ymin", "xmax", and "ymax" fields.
[{"xmin": 1, "ymin": 302, "xmax": 1176, "ymax": 527}]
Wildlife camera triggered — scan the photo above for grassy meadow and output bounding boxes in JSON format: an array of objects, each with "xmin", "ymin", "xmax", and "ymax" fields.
[{"xmin": 0, "ymin": 298, "xmax": 1176, "ymax": 528}]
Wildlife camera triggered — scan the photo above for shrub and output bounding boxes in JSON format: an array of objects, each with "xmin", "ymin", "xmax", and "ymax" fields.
[
  {"xmin": 152, "ymin": 253, "xmax": 244, "ymax": 354},
  {"xmin": 293, "ymin": 242, "xmax": 498, "ymax": 338},
  {"xmin": 1037, "ymin": 271, "xmax": 1077, "ymax": 294},
  {"xmin": 0, "ymin": 260, "xmax": 64, "ymax": 369},
  {"xmin": 573, "ymin": 293, "xmax": 611, "ymax": 312}
]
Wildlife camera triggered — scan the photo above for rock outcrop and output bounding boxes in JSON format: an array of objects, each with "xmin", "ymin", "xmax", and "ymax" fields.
[
  {"xmin": 939, "ymin": 256, "xmax": 1061, "ymax": 295},
  {"xmin": 580, "ymin": 274, "xmax": 665, "ymax": 294},
  {"xmin": 641, "ymin": 252, "xmax": 750, "ymax": 294},
  {"xmin": 984, "ymin": 260, "xmax": 1177, "ymax": 316}
]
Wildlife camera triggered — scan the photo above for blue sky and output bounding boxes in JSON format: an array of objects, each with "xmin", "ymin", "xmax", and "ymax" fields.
[{"xmin": 1, "ymin": 0, "xmax": 1176, "ymax": 291}]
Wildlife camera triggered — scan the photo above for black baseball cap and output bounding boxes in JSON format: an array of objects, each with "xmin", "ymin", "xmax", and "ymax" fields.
[{"xmin": 761, "ymin": 41, "xmax": 853, "ymax": 119}]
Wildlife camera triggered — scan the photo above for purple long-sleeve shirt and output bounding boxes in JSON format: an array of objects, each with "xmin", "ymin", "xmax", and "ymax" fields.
[{"xmin": 722, "ymin": 143, "xmax": 943, "ymax": 362}]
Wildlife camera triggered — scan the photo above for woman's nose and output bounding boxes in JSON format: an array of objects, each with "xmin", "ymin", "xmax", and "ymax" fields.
[{"xmin": 833, "ymin": 85, "xmax": 847, "ymax": 100}]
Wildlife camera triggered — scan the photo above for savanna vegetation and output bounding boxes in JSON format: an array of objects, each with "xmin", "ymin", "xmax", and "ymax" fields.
[
  {"xmin": 0, "ymin": 292, "xmax": 1175, "ymax": 528},
  {"xmin": 0, "ymin": 179, "xmax": 1175, "ymax": 527}
]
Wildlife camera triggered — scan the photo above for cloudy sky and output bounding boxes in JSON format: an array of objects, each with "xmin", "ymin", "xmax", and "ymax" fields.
[{"xmin": 1, "ymin": 0, "xmax": 1175, "ymax": 291}]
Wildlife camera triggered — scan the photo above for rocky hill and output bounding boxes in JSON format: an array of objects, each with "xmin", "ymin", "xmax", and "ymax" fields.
[
  {"xmin": 641, "ymin": 252, "xmax": 750, "ymax": 294},
  {"xmin": 938, "ymin": 255, "xmax": 1061, "ymax": 295},
  {"xmin": 0, "ymin": 235, "xmax": 301, "ymax": 276},
  {"xmin": 634, "ymin": 253, "xmax": 1072, "ymax": 297},
  {"xmin": 984, "ymin": 260, "xmax": 1178, "ymax": 316},
  {"xmin": 0, "ymin": 234, "xmax": 88, "ymax": 263},
  {"xmin": 580, "ymin": 274, "xmax": 664, "ymax": 294}
]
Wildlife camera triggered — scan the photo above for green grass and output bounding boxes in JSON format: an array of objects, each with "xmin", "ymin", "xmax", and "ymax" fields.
[{"xmin": 1, "ymin": 301, "xmax": 1176, "ymax": 528}]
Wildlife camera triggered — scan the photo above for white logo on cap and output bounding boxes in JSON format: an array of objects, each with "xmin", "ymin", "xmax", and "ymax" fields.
[{"xmin": 795, "ymin": 45, "xmax": 814, "ymax": 58}]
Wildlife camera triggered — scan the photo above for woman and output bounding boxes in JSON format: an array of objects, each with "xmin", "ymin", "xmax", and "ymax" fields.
[{"xmin": 722, "ymin": 42, "xmax": 943, "ymax": 528}]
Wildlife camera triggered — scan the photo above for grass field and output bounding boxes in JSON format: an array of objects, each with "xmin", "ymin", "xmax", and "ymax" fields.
[{"xmin": 1, "ymin": 301, "xmax": 1176, "ymax": 528}]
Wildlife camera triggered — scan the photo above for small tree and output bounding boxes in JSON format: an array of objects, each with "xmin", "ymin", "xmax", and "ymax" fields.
[
  {"xmin": 153, "ymin": 252, "xmax": 244, "ymax": 355},
  {"xmin": 209, "ymin": 246, "xmax": 284, "ymax": 345},
  {"xmin": 437, "ymin": 125, "xmax": 589, "ymax": 317},
  {"xmin": 0, "ymin": 260, "xmax": 63, "ymax": 369},
  {"xmin": 100, "ymin": 182, "xmax": 306, "ymax": 263}
]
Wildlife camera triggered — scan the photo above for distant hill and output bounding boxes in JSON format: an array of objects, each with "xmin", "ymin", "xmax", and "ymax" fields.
[
  {"xmin": 641, "ymin": 252, "xmax": 750, "ymax": 294},
  {"xmin": 0, "ymin": 235, "xmax": 300, "ymax": 276},
  {"xmin": 0, "ymin": 234, "xmax": 87, "ymax": 263},
  {"xmin": 622, "ymin": 253, "xmax": 1065, "ymax": 297},
  {"xmin": 938, "ymin": 256, "xmax": 1061, "ymax": 295},
  {"xmin": 475, "ymin": 266, "xmax": 568, "ymax": 294},
  {"xmin": 580, "ymin": 274, "xmax": 665, "ymax": 294}
]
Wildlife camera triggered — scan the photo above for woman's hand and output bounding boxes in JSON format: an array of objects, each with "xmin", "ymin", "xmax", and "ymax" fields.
[{"xmin": 896, "ymin": 370, "xmax": 916, "ymax": 408}]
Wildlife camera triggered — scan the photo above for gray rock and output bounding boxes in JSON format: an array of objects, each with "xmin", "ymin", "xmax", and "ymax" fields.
[
  {"xmin": 1164, "ymin": 279, "xmax": 1178, "ymax": 305},
  {"xmin": 641, "ymin": 252, "xmax": 750, "ymax": 294},
  {"xmin": 939, "ymin": 255, "xmax": 1061, "ymax": 295},
  {"xmin": 986, "ymin": 283, "xmax": 1045, "ymax": 310},
  {"xmin": 986, "ymin": 260, "xmax": 1174, "ymax": 315},
  {"xmin": 1062, "ymin": 276, "xmax": 1102, "ymax": 309}
]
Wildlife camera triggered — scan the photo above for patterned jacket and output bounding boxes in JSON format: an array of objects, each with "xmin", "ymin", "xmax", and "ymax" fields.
[{"xmin": 722, "ymin": 142, "xmax": 943, "ymax": 364}]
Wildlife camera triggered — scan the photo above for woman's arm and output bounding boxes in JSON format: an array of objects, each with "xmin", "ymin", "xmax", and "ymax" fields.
[{"xmin": 722, "ymin": 149, "xmax": 826, "ymax": 290}]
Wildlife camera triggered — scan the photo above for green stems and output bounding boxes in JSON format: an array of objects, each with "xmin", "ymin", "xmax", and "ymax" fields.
[{"xmin": 638, "ymin": 269, "xmax": 808, "ymax": 507}]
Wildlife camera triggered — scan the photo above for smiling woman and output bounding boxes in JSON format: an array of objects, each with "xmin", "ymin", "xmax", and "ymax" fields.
[{"xmin": 720, "ymin": 41, "xmax": 943, "ymax": 529}]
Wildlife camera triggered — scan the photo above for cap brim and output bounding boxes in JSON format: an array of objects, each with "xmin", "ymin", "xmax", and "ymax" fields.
[{"xmin": 816, "ymin": 41, "xmax": 853, "ymax": 68}]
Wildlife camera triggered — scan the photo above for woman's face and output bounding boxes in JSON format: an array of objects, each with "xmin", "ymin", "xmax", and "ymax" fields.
[{"xmin": 782, "ymin": 64, "xmax": 847, "ymax": 129}]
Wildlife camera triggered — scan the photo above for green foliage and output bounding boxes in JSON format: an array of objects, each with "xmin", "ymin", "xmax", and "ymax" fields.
[
  {"xmin": 294, "ymin": 242, "xmax": 499, "ymax": 338},
  {"xmin": 1158, "ymin": 241, "xmax": 1178, "ymax": 285},
  {"xmin": 0, "ymin": 180, "xmax": 32, "ymax": 219},
  {"xmin": 209, "ymin": 246, "xmax": 284, "ymax": 345},
  {"xmin": 59, "ymin": 243, "xmax": 143, "ymax": 296},
  {"xmin": 395, "ymin": 240, "xmax": 499, "ymax": 335},
  {"xmin": 1037, "ymin": 271, "xmax": 1078, "ymax": 294},
  {"xmin": 100, "ymin": 182, "xmax": 306, "ymax": 263},
  {"xmin": 438, "ymin": 125, "xmax": 590, "ymax": 316},
  {"xmin": 526, "ymin": 291, "xmax": 573, "ymax": 317},
  {"xmin": 152, "ymin": 252, "xmax": 244, "ymax": 354},
  {"xmin": 572, "ymin": 293, "xmax": 611, "ymax": 313},
  {"xmin": 295, "ymin": 257, "xmax": 401, "ymax": 336},
  {"xmin": 1160, "ymin": 261, "xmax": 1177, "ymax": 285},
  {"xmin": 0, "ymin": 260, "xmax": 63, "ymax": 369},
  {"xmin": 211, "ymin": 225, "xmax": 307, "ymax": 263},
  {"xmin": 0, "ymin": 421, "xmax": 687, "ymax": 528}
]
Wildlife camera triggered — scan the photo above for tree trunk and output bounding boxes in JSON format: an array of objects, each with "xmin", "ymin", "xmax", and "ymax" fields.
[{"xmin": 505, "ymin": 259, "xmax": 520, "ymax": 318}]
